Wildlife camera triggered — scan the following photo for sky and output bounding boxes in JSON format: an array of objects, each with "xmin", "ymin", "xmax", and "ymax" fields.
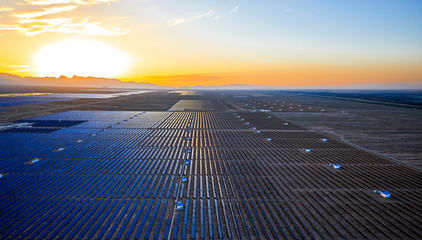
[{"xmin": 0, "ymin": 0, "xmax": 421, "ymax": 87}]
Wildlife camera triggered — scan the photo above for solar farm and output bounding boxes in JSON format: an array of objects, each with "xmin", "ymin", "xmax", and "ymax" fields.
[{"xmin": 1, "ymin": 93, "xmax": 422, "ymax": 239}]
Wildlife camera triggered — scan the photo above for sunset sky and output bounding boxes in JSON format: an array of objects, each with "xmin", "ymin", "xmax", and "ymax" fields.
[{"xmin": 0, "ymin": 0, "xmax": 421, "ymax": 87}]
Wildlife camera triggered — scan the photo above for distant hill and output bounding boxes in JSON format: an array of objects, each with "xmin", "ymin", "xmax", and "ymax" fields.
[
  {"xmin": 1, "ymin": 73, "xmax": 420, "ymax": 90},
  {"xmin": 0, "ymin": 73, "xmax": 164, "ymax": 89},
  {"xmin": 0, "ymin": 73, "xmax": 23, "ymax": 85}
]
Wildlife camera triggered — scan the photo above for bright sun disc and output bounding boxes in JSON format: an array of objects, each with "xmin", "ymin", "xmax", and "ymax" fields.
[{"xmin": 34, "ymin": 40, "xmax": 130, "ymax": 78}]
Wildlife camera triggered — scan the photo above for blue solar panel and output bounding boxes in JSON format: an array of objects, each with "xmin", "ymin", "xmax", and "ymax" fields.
[
  {"xmin": 16, "ymin": 120, "xmax": 86, "ymax": 128},
  {"xmin": 0, "ymin": 97, "xmax": 70, "ymax": 107},
  {"xmin": 0, "ymin": 109, "xmax": 419, "ymax": 240},
  {"xmin": 0, "ymin": 128, "xmax": 58, "ymax": 133}
]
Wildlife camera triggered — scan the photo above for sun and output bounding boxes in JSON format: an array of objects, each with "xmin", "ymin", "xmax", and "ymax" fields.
[{"xmin": 33, "ymin": 39, "xmax": 130, "ymax": 78}]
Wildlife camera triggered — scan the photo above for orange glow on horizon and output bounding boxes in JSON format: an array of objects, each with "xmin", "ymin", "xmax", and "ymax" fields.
[
  {"xmin": 121, "ymin": 63, "xmax": 422, "ymax": 87},
  {"xmin": 2, "ymin": 62, "xmax": 421, "ymax": 88}
]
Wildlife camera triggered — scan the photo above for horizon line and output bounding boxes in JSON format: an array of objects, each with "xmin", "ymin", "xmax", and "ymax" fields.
[{"xmin": 1, "ymin": 72, "xmax": 421, "ymax": 90}]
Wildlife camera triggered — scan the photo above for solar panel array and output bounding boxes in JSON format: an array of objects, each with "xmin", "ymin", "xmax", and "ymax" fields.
[
  {"xmin": 0, "ymin": 110, "xmax": 421, "ymax": 239},
  {"xmin": 0, "ymin": 97, "xmax": 70, "ymax": 107},
  {"xmin": 230, "ymin": 99, "xmax": 327, "ymax": 112},
  {"xmin": 168, "ymin": 100, "xmax": 226, "ymax": 112}
]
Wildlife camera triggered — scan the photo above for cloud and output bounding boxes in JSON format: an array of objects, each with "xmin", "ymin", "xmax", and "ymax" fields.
[
  {"xmin": 168, "ymin": 9, "xmax": 214, "ymax": 26},
  {"xmin": 0, "ymin": 7, "xmax": 14, "ymax": 12},
  {"xmin": 12, "ymin": 5, "xmax": 78, "ymax": 18},
  {"xmin": 0, "ymin": 24, "xmax": 26, "ymax": 31},
  {"xmin": 214, "ymin": 6, "xmax": 239, "ymax": 20},
  {"xmin": 1, "ymin": 17, "xmax": 129, "ymax": 36},
  {"xmin": 0, "ymin": 63, "xmax": 31, "ymax": 72},
  {"xmin": 21, "ymin": 0, "xmax": 116, "ymax": 6},
  {"xmin": 169, "ymin": 6, "xmax": 240, "ymax": 26},
  {"xmin": 229, "ymin": 6, "xmax": 239, "ymax": 14},
  {"xmin": 0, "ymin": 0, "xmax": 129, "ymax": 36}
]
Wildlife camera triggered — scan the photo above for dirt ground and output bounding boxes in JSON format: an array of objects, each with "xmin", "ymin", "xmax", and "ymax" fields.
[{"xmin": 270, "ymin": 93, "xmax": 422, "ymax": 169}]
